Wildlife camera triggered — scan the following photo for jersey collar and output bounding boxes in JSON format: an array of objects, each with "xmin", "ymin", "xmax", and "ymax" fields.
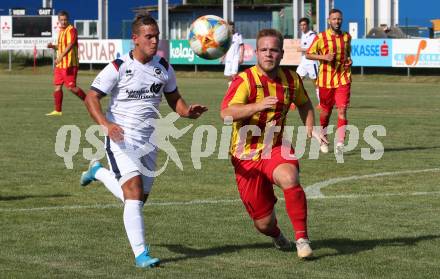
[{"xmin": 326, "ymin": 28, "xmax": 343, "ymax": 37}]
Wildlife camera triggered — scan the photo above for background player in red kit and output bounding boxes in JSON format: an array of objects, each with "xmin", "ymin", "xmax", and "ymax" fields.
[
  {"xmin": 46, "ymin": 10, "xmax": 86, "ymax": 116},
  {"xmin": 306, "ymin": 8, "xmax": 352, "ymax": 154}
]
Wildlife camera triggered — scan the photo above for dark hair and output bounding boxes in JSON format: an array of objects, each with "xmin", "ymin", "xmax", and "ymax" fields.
[
  {"xmin": 256, "ymin": 29, "xmax": 284, "ymax": 49},
  {"xmin": 132, "ymin": 11, "xmax": 158, "ymax": 35},
  {"xmin": 57, "ymin": 10, "xmax": 69, "ymax": 18},
  {"xmin": 228, "ymin": 21, "xmax": 234, "ymax": 26},
  {"xmin": 299, "ymin": 17, "xmax": 310, "ymax": 25},
  {"xmin": 329, "ymin": 8, "xmax": 343, "ymax": 16}
]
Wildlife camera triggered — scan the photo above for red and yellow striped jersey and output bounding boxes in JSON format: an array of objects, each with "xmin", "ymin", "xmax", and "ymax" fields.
[
  {"xmin": 307, "ymin": 29, "xmax": 352, "ymax": 88},
  {"xmin": 221, "ymin": 66, "xmax": 309, "ymax": 160},
  {"xmin": 56, "ymin": 25, "xmax": 79, "ymax": 68}
]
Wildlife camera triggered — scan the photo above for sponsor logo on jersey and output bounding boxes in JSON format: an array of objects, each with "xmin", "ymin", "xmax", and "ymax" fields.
[
  {"xmin": 126, "ymin": 83, "xmax": 163, "ymax": 99},
  {"xmin": 153, "ymin": 67, "xmax": 162, "ymax": 77},
  {"xmin": 150, "ymin": 83, "xmax": 163, "ymax": 94},
  {"xmin": 125, "ymin": 69, "xmax": 133, "ymax": 76}
]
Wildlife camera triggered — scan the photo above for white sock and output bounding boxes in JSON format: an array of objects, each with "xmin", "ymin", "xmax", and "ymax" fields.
[
  {"xmin": 316, "ymin": 88, "xmax": 320, "ymax": 102},
  {"xmin": 124, "ymin": 200, "xmax": 146, "ymax": 257},
  {"xmin": 95, "ymin": 168, "xmax": 124, "ymax": 202}
]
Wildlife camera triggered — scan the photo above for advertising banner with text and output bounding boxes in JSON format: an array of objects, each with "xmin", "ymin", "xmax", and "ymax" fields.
[
  {"xmin": 78, "ymin": 40, "xmax": 123, "ymax": 64},
  {"xmin": 70, "ymin": 39, "xmax": 440, "ymax": 68},
  {"xmin": 0, "ymin": 15, "xmax": 59, "ymax": 50},
  {"xmin": 392, "ymin": 39, "xmax": 440, "ymax": 68},
  {"xmin": 169, "ymin": 40, "xmax": 220, "ymax": 65},
  {"xmin": 351, "ymin": 39, "xmax": 393, "ymax": 67}
]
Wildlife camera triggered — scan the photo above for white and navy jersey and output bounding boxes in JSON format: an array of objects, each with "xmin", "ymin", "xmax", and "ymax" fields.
[
  {"xmin": 91, "ymin": 52, "xmax": 177, "ymax": 142},
  {"xmin": 300, "ymin": 30, "xmax": 318, "ymax": 66},
  {"xmin": 225, "ymin": 32, "xmax": 244, "ymax": 62}
]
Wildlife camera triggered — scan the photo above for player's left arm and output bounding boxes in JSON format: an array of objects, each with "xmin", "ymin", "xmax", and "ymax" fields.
[
  {"xmin": 163, "ymin": 63, "xmax": 207, "ymax": 119},
  {"xmin": 344, "ymin": 34, "xmax": 353, "ymax": 68},
  {"xmin": 294, "ymin": 76, "xmax": 327, "ymax": 144},
  {"xmin": 295, "ymin": 90, "xmax": 314, "ymax": 138},
  {"xmin": 239, "ymin": 43, "xmax": 244, "ymax": 64},
  {"xmin": 164, "ymin": 90, "xmax": 207, "ymax": 119}
]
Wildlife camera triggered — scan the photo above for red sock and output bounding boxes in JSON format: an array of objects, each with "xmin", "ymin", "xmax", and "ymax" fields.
[
  {"xmin": 337, "ymin": 118, "xmax": 348, "ymax": 143},
  {"xmin": 53, "ymin": 90, "xmax": 63, "ymax": 112},
  {"xmin": 283, "ymin": 185, "xmax": 308, "ymax": 240},
  {"xmin": 320, "ymin": 111, "xmax": 331, "ymax": 131},
  {"xmin": 72, "ymin": 88, "xmax": 86, "ymax": 101},
  {"xmin": 259, "ymin": 218, "xmax": 281, "ymax": 238}
]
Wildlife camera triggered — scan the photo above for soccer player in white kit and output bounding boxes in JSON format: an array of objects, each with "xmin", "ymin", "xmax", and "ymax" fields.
[
  {"xmin": 79, "ymin": 13, "xmax": 207, "ymax": 268},
  {"xmin": 296, "ymin": 17, "xmax": 320, "ymax": 109},
  {"xmin": 223, "ymin": 21, "xmax": 244, "ymax": 84}
]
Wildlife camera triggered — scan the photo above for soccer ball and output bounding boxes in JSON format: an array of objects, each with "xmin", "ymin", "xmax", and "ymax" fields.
[{"xmin": 188, "ymin": 15, "xmax": 232, "ymax": 60}]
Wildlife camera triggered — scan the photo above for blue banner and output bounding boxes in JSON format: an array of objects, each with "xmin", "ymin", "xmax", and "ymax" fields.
[{"xmin": 351, "ymin": 39, "xmax": 393, "ymax": 67}]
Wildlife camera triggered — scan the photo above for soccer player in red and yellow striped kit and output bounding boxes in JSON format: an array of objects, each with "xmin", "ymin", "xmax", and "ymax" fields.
[
  {"xmin": 221, "ymin": 29, "xmax": 326, "ymax": 259},
  {"xmin": 46, "ymin": 10, "xmax": 86, "ymax": 116},
  {"xmin": 306, "ymin": 9, "xmax": 352, "ymax": 154}
]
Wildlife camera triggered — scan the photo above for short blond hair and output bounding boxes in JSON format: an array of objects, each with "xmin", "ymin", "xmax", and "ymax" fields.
[{"xmin": 256, "ymin": 29, "xmax": 284, "ymax": 50}]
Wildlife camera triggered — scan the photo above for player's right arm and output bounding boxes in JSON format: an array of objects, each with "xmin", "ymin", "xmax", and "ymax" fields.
[
  {"xmin": 306, "ymin": 35, "xmax": 334, "ymax": 62},
  {"xmin": 220, "ymin": 75, "xmax": 277, "ymax": 121},
  {"xmin": 47, "ymin": 42, "xmax": 57, "ymax": 50},
  {"xmin": 238, "ymin": 34, "xmax": 245, "ymax": 64},
  {"xmin": 85, "ymin": 60, "xmax": 124, "ymax": 142},
  {"xmin": 221, "ymin": 97, "xmax": 277, "ymax": 121},
  {"xmin": 85, "ymin": 91, "xmax": 124, "ymax": 142}
]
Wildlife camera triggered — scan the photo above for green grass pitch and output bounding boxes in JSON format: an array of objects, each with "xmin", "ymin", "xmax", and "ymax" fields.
[{"xmin": 0, "ymin": 69, "xmax": 439, "ymax": 278}]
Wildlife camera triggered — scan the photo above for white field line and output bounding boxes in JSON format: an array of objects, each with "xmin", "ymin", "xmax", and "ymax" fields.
[
  {"xmin": 304, "ymin": 168, "xmax": 440, "ymax": 198},
  {"xmin": 1, "ymin": 168, "xmax": 439, "ymax": 213}
]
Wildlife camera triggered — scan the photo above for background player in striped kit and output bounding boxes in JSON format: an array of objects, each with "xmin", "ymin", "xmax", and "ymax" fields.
[
  {"xmin": 46, "ymin": 10, "xmax": 86, "ymax": 116},
  {"xmin": 306, "ymin": 8, "xmax": 353, "ymax": 154}
]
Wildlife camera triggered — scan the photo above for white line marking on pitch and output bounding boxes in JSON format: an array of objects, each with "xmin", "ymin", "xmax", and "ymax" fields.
[
  {"xmin": 304, "ymin": 168, "xmax": 440, "ymax": 198},
  {"xmin": 1, "ymin": 168, "xmax": 439, "ymax": 213}
]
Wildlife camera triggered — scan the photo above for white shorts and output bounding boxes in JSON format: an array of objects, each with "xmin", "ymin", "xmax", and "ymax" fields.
[
  {"xmin": 105, "ymin": 136, "xmax": 157, "ymax": 193},
  {"xmin": 296, "ymin": 63, "xmax": 318, "ymax": 80},
  {"xmin": 224, "ymin": 58, "xmax": 240, "ymax": 77}
]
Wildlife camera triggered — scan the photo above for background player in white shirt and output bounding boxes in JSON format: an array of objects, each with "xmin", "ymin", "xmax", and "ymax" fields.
[
  {"xmin": 223, "ymin": 21, "xmax": 244, "ymax": 85},
  {"xmin": 79, "ymin": 12, "xmax": 207, "ymax": 269},
  {"xmin": 296, "ymin": 17, "xmax": 320, "ymax": 109}
]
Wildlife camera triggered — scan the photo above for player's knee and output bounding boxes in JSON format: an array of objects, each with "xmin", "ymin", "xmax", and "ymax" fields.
[
  {"xmin": 274, "ymin": 166, "xmax": 299, "ymax": 188},
  {"xmin": 254, "ymin": 219, "xmax": 273, "ymax": 234},
  {"xmin": 279, "ymin": 173, "xmax": 299, "ymax": 188},
  {"xmin": 337, "ymin": 108, "xmax": 347, "ymax": 119},
  {"xmin": 67, "ymin": 86, "xmax": 77, "ymax": 92},
  {"xmin": 320, "ymin": 109, "xmax": 329, "ymax": 116},
  {"xmin": 123, "ymin": 185, "xmax": 143, "ymax": 199},
  {"xmin": 121, "ymin": 175, "xmax": 144, "ymax": 199}
]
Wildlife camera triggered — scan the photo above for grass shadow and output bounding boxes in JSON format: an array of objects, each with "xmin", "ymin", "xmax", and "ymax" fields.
[
  {"xmin": 313, "ymin": 234, "xmax": 440, "ymax": 259},
  {"xmin": 158, "ymin": 242, "xmax": 273, "ymax": 264},
  {"xmin": 158, "ymin": 234, "xmax": 440, "ymax": 263},
  {"xmin": 0, "ymin": 194, "xmax": 70, "ymax": 201}
]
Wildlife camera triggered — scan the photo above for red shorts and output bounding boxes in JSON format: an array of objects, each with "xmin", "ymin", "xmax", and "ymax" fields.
[
  {"xmin": 319, "ymin": 84, "xmax": 351, "ymax": 112},
  {"xmin": 53, "ymin": 66, "xmax": 78, "ymax": 88},
  {"xmin": 231, "ymin": 145, "xmax": 299, "ymax": 220}
]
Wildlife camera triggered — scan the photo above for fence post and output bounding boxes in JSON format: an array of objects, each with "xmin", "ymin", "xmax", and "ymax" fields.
[{"xmin": 8, "ymin": 50, "xmax": 12, "ymax": 71}]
